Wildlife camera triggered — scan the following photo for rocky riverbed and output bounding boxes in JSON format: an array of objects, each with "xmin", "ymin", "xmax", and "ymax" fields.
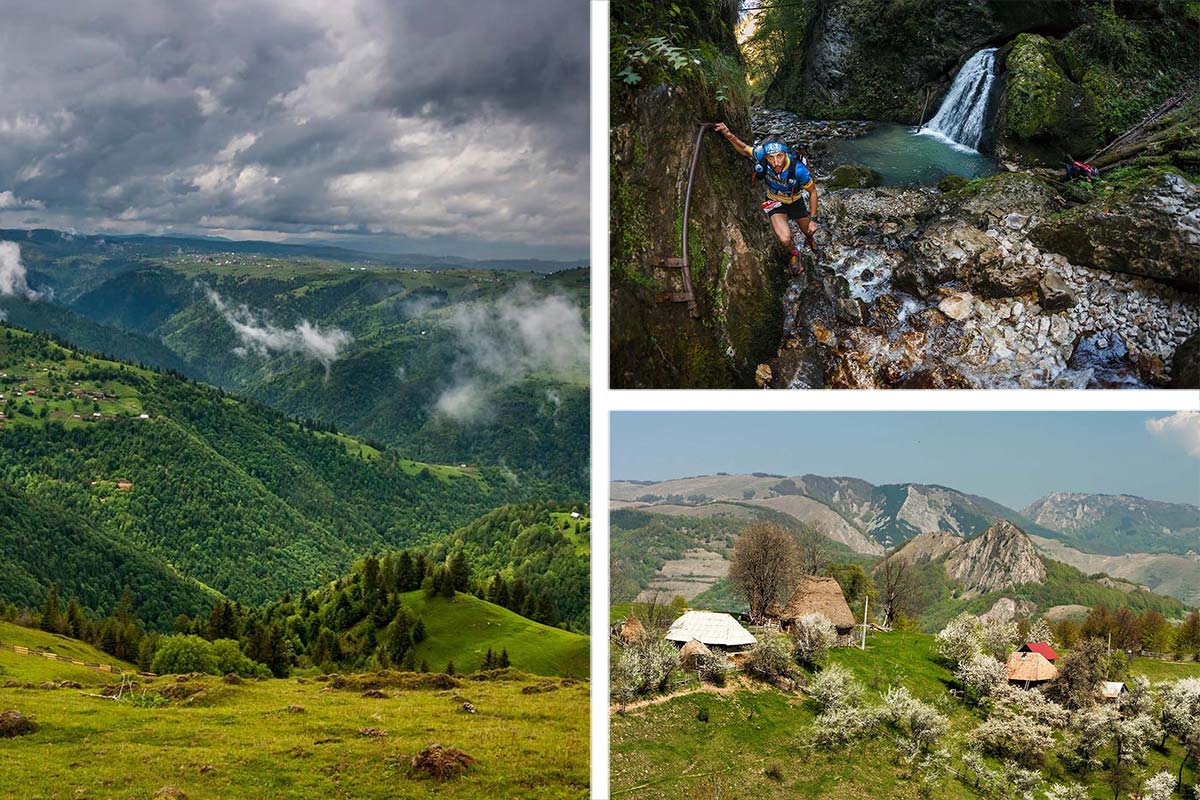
[{"xmin": 749, "ymin": 111, "xmax": 1200, "ymax": 389}]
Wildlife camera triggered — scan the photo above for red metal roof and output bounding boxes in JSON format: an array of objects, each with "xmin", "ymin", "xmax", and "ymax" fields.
[{"xmin": 1020, "ymin": 642, "xmax": 1058, "ymax": 661}]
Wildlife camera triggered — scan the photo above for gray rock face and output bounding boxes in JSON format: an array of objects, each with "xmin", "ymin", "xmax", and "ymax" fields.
[
  {"xmin": 1030, "ymin": 172, "xmax": 1200, "ymax": 291},
  {"xmin": 944, "ymin": 519, "xmax": 1046, "ymax": 593},
  {"xmin": 978, "ymin": 597, "xmax": 1038, "ymax": 625}
]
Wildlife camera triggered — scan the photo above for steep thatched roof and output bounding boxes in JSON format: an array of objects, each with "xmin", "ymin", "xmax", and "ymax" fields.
[
  {"xmin": 665, "ymin": 611, "xmax": 756, "ymax": 648},
  {"xmin": 679, "ymin": 639, "xmax": 712, "ymax": 669},
  {"xmin": 620, "ymin": 613, "xmax": 647, "ymax": 646},
  {"xmin": 1006, "ymin": 650, "xmax": 1058, "ymax": 683},
  {"xmin": 780, "ymin": 576, "xmax": 856, "ymax": 630}
]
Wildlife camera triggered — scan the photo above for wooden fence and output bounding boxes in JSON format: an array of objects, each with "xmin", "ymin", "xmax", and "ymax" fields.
[{"xmin": 0, "ymin": 641, "xmax": 155, "ymax": 677}]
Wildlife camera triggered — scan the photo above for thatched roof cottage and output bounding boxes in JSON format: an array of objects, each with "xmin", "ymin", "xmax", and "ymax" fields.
[
  {"xmin": 772, "ymin": 576, "xmax": 856, "ymax": 637},
  {"xmin": 665, "ymin": 611, "xmax": 756, "ymax": 651}
]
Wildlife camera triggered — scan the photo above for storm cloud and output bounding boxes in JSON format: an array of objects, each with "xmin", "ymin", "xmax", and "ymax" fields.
[{"xmin": 0, "ymin": 1, "xmax": 589, "ymax": 259}]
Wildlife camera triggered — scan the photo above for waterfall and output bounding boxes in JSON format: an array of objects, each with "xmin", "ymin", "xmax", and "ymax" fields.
[{"xmin": 919, "ymin": 48, "xmax": 997, "ymax": 151}]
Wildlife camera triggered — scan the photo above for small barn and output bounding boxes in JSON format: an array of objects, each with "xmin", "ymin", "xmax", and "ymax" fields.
[
  {"xmin": 1098, "ymin": 681, "xmax": 1127, "ymax": 702},
  {"xmin": 1006, "ymin": 650, "xmax": 1058, "ymax": 688},
  {"xmin": 619, "ymin": 613, "xmax": 647, "ymax": 646},
  {"xmin": 665, "ymin": 610, "xmax": 756, "ymax": 651},
  {"xmin": 772, "ymin": 576, "xmax": 857, "ymax": 640},
  {"xmin": 1019, "ymin": 642, "xmax": 1059, "ymax": 662}
]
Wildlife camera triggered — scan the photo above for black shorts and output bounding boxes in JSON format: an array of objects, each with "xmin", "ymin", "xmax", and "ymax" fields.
[{"xmin": 763, "ymin": 199, "xmax": 809, "ymax": 220}]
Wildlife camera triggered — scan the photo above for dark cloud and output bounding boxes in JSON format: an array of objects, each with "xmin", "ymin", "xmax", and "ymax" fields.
[{"xmin": 0, "ymin": 0, "xmax": 589, "ymax": 258}]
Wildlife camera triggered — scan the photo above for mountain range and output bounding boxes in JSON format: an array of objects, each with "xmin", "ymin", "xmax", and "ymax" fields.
[{"xmin": 611, "ymin": 473, "xmax": 1199, "ymax": 606}]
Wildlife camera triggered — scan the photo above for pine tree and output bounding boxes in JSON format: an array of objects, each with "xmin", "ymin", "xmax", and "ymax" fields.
[
  {"xmin": 445, "ymin": 660, "xmax": 456, "ymax": 676},
  {"xmin": 482, "ymin": 648, "xmax": 495, "ymax": 670},
  {"xmin": 488, "ymin": 573, "xmax": 509, "ymax": 607},
  {"xmin": 397, "ymin": 551, "xmax": 416, "ymax": 592},
  {"xmin": 419, "ymin": 659, "xmax": 430, "ymax": 673},
  {"xmin": 447, "ymin": 549, "xmax": 470, "ymax": 592},
  {"xmin": 40, "ymin": 583, "xmax": 61, "ymax": 633},
  {"xmin": 499, "ymin": 648, "xmax": 510, "ymax": 668},
  {"xmin": 65, "ymin": 597, "xmax": 86, "ymax": 639},
  {"xmin": 439, "ymin": 569, "xmax": 456, "ymax": 599},
  {"xmin": 363, "ymin": 555, "xmax": 381, "ymax": 602}
]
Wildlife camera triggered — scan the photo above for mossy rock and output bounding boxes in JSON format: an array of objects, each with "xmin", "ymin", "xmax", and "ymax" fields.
[
  {"xmin": 999, "ymin": 33, "xmax": 1100, "ymax": 160},
  {"xmin": 937, "ymin": 175, "xmax": 968, "ymax": 192},
  {"xmin": 828, "ymin": 163, "xmax": 882, "ymax": 190}
]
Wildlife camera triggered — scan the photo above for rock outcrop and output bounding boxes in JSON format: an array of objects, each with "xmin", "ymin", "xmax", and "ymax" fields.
[
  {"xmin": 978, "ymin": 597, "xmax": 1038, "ymax": 625},
  {"xmin": 611, "ymin": 0, "xmax": 781, "ymax": 388},
  {"xmin": 944, "ymin": 519, "xmax": 1047, "ymax": 594},
  {"xmin": 766, "ymin": 0, "xmax": 1078, "ymax": 124},
  {"xmin": 1030, "ymin": 172, "xmax": 1200, "ymax": 291}
]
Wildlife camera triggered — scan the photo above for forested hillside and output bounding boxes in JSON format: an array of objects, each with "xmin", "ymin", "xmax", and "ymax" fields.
[
  {"xmin": 3, "ymin": 232, "xmax": 590, "ymax": 490},
  {"xmin": 0, "ymin": 325, "xmax": 577, "ymax": 618}
]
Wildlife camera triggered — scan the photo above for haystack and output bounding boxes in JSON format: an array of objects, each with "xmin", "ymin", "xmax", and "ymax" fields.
[
  {"xmin": 777, "ymin": 576, "xmax": 856, "ymax": 634},
  {"xmin": 410, "ymin": 744, "xmax": 478, "ymax": 780},
  {"xmin": 1005, "ymin": 651, "xmax": 1058, "ymax": 686},
  {"xmin": 620, "ymin": 612, "xmax": 647, "ymax": 646},
  {"xmin": 679, "ymin": 639, "xmax": 713, "ymax": 670}
]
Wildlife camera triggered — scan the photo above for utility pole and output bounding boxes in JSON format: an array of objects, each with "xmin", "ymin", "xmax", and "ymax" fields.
[{"xmin": 861, "ymin": 595, "xmax": 868, "ymax": 650}]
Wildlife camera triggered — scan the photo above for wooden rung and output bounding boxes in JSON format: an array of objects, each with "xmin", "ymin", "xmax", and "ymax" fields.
[{"xmin": 653, "ymin": 258, "xmax": 687, "ymax": 268}]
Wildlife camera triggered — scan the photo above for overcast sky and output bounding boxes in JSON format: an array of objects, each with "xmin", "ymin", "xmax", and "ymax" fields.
[
  {"xmin": 0, "ymin": 0, "xmax": 589, "ymax": 260},
  {"xmin": 611, "ymin": 411, "xmax": 1200, "ymax": 509}
]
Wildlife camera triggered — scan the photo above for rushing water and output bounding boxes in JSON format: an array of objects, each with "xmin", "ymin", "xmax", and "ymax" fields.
[
  {"xmin": 822, "ymin": 123, "xmax": 998, "ymax": 185},
  {"xmin": 919, "ymin": 48, "xmax": 998, "ymax": 151}
]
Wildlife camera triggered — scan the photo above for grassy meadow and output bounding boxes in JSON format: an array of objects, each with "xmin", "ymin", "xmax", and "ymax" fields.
[
  {"xmin": 1, "ymin": 623, "xmax": 588, "ymax": 800},
  {"xmin": 611, "ymin": 630, "xmax": 1200, "ymax": 799}
]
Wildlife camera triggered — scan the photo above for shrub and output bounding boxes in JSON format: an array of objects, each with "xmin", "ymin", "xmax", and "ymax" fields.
[
  {"xmin": 611, "ymin": 639, "xmax": 679, "ymax": 703},
  {"xmin": 744, "ymin": 636, "xmax": 793, "ymax": 683},
  {"xmin": 1141, "ymin": 771, "xmax": 1176, "ymax": 800},
  {"xmin": 211, "ymin": 639, "xmax": 266, "ymax": 678},
  {"xmin": 881, "ymin": 686, "xmax": 948, "ymax": 754},
  {"xmin": 151, "ymin": 635, "xmax": 218, "ymax": 675},
  {"xmin": 694, "ymin": 650, "xmax": 729, "ymax": 687},
  {"xmin": 970, "ymin": 710, "xmax": 1055, "ymax": 768},
  {"xmin": 935, "ymin": 613, "xmax": 981, "ymax": 669},
  {"xmin": 791, "ymin": 613, "xmax": 836, "ymax": 668},
  {"xmin": 808, "ymin": 663, "xmax": 863, "ymax": 711},
  {"xmin": 954, "ymin": 653, "xmax": 1006, "ymax": 703}
]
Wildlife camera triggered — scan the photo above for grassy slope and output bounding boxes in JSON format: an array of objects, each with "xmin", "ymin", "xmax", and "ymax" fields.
[
  {"xmin": 611, "ymin": 630, "xmax": 1200, "ymax": 799},
  {"xmin": 0, "ymin": 630, "xmax": 587, "ymax": 800},
  {"xmin": 401, "ymin": 592, "xmax": 589, "ymax": 679},
  {"xmin": 0, "ymin": 621, "xmax": 135, "ymax": 683}
]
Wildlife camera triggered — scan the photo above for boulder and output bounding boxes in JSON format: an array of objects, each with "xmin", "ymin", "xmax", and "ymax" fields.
[
  {"xmin": 966, "ymin": 256, "xmax": 1042, "ymax": 299},
  {"xmin": 938, "ymin": 292, "xmax": 975, "ymax": 321},
  {"xmin": 895, "ymin": 219, "xmax": 1002, "ymax": 298},
  {"xmin": 1029, "ymin": 172, "xmax": 1200, "ymax": 290},
  {"xmin": 937, "ymin": 175, "xmax": 968, "ymax": 193},
  {"xmin": 1169, "ymin": 330, "xmax": 1200, "ymax": 389},
  {"xmin": 996, "ymin": 33, "xmax": 1101, "ymax": 161},
  {"xmin": 949, "ymin": 171, "xmax": 1065, "ymax": 226},
  {"xmin": 828, "ymin": 163, "xmax": 882, "ymax": 189},
  {"xmin": 1037, "ymin": 271, "xmax": 1076, "ymax": 311}
]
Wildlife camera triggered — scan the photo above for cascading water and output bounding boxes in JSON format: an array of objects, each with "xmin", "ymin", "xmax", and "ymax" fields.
[{"xmin": 919, "ymin": 48, "xmax": 997, "ymax": 151}]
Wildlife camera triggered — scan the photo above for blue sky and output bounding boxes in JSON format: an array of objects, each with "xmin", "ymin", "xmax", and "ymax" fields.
[{"xmin": 611, "ymin": 411, "xmax": 1200, "ymax": 509}]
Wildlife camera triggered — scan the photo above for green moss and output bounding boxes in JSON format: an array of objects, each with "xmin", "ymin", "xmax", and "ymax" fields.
[
  {"xmin": 937, "ymin": 175, "xmax": 968, "ymax": 192},
  {"xmin": 1004, "ymin": 34, "xmax": 1091, "ymax": 143},
  {"xmin": 828, "ymin": 163, "xmax": 882, "ymax": 189}
]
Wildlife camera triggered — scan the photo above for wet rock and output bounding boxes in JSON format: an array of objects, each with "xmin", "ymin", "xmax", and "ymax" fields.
[
  {"xmin": 828, "ymin": 187, "xmax": 937, "ymax": 226},
  {"xmin": 1067, "ymin": 330, "xmax": 1140, "ymax": 388},
  {"xmin": 1038, "ymin": 271, "xmax": 1076, "ymax": 311},
  {"xmin": 1030, "ymin": 172, "xmax": 1200, "ymax": 291},
  {"xmin": 895, "ymin": 367, "xmax": 973, "ymax": 388},
  {"xmin": 754, "ymin": 363, "xmax": 773, "ymax": 388},
  {"xmin": 909, "ymin": 307, "xmax": 950, "ymax": 330},
  {"xmin": 1169, "ymin": 330, "xmax": 1200, "ymax": 389},
  {"xmin": 829, "ymin": 163, "xmax": 882, "ymax": 189},
  {"xmin": 938, "ymin": 292, "xmax": 974, "ymax": 321},
  {"xmin": 826, "ymin": 348, "xmax": 877, "ymax": 389},
  {"xmin": 835, "ymin": 297, "xmax": 868, "ymax": 325}
]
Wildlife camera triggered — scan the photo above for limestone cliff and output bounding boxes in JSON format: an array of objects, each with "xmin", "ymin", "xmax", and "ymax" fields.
[
  {"xmin": 611, "ymin": 0, "xmax": 781, "ymax": 388},
  {"xmin": 944, "ymin": 519, "xmax": 1047, "ymax": 594}
]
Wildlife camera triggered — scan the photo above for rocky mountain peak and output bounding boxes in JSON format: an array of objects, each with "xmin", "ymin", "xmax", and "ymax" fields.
[{"xmin": 944, "ymin": 519, "xmax": 1046, "ymax": 594}]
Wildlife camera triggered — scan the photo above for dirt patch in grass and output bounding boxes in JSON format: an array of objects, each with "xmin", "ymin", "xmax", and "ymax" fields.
[
  {"xmin": 409, "ymin": 744, "xmax": 479, "ymax": 781},
  {"xmin": 0, "ymin": 709, "xmax": 37, "ymax": 738}
]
